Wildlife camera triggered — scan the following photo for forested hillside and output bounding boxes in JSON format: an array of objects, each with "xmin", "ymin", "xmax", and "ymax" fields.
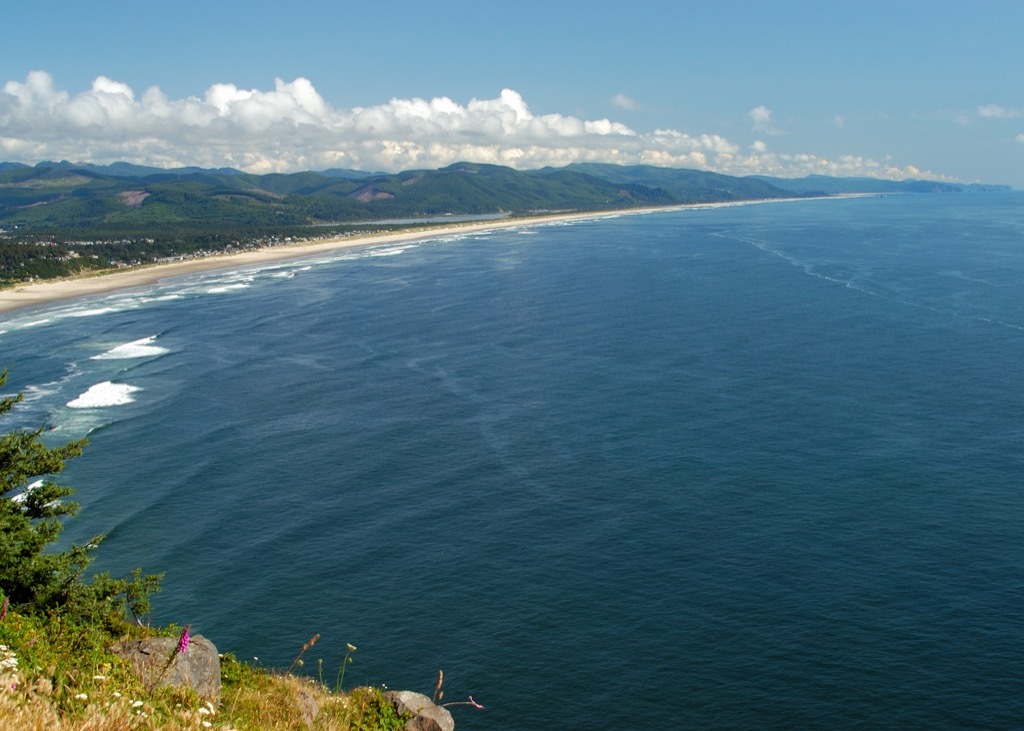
[{"xmin": 3, "ymin": 159, "xmax": 995, "ymax": 284}]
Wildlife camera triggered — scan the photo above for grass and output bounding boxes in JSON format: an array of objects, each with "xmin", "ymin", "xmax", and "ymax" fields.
[{"xmin": 0, "ymin": 609, "xmax": 411, "ymax": 730}]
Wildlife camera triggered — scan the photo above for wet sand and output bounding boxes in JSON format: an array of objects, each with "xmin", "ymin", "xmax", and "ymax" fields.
[{"xmin": 0, "ymin": 199, "xmax": 804, "ymax": 315}]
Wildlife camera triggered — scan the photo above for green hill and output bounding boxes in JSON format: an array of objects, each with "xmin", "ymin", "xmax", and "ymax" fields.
[
  {"xmin": 1, "ymin": 160, "xmax": 1003, "ymax": 284},
  {"xmin": 560, "ymin": 163, "xmax": 794, "ymax": 201},
  {"xmin": 0, "ymin": 161, "xmax": 781, "ymax": 235}
]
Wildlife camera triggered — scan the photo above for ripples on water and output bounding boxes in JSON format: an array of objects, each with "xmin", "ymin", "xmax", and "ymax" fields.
[{"xmin": 3, "ymin": 194, "xmax": 1024, "ymax": 729}]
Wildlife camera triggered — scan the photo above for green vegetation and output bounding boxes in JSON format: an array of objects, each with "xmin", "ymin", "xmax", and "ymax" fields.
[
  {"xmin": 560, "ymin": 162, "xmax": 797, "ymax": 201},
  {"xmin": 7, "ymin": 157, "xmax": 990, "ymax": 286},
  {"xmin": 0, "ymin": 609, "xmax": 411, "ymax": 730},
  {"xmin": 0, "ymin": 369, "xmax": 416, "ymax": 729},
  {"xmin": 0, "ymin": 370, "xmax": 161, "ymax": 629},
  {"xmin": 0, "ymin": 160, "xmax": 802, "ymax": 283}
]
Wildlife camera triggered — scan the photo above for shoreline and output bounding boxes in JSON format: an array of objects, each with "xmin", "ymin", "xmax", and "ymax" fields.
[{"xmin": 0, "ymin": 198, "xmax": 824, "ymax": 316}]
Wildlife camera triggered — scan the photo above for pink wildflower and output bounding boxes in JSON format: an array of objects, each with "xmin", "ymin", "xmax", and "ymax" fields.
[
  {"xmin": 177, "ymin": 624, "xmax": 191, "ymax": 654},
  {"xmin": 468, "ymin": 696, "xmax": 485, "ymax": 709}
]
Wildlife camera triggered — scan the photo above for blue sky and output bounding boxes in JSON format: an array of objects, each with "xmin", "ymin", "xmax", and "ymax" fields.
[{"xmin": 2, "ymin": 1, "xmax": 1022, "ymax": 186}]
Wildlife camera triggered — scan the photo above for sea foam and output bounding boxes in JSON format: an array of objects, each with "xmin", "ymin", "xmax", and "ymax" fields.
[
  {"xmin": 10, "ymin": 479, "xmax": 45, "ymax": 504},
  {"xmin": 207, "ymin": 283, "xmax": 251, "ymax": 293},
  {"xmin": 91, "ymin": 336, "xmax": 169, "ymax": 360},
  {"xmin": 67, "ymin": 382, "xmax": 141, "ymax": 408},
  {"xmin": 66, "ymin": 306, "xmax": 122, "ymax": 318},
  {"xmin": 369, "ymin": 245, "xmax": 417, "ymax": 257}
]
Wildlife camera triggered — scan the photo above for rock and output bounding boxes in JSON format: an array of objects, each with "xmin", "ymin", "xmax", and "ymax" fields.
[
  {"xmin": 384, "ymin": 690, "xmax": 455, "ymax": 731},
  {"xmin": 295, "ymin": 686, "xmax": 320, "ymax": 728},
  {"xmin": 109, "ymin": 634, "xmax": 221, "ymax": 702}
]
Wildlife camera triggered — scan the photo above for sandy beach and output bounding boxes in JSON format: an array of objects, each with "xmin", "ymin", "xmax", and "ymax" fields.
[
  {"xmin": 0, "ymin": 198, "xmax": 814, "ymax": 316},
  {"xmin": 0, "ymin": 208, "xmax": 669, "ymax": 316}
]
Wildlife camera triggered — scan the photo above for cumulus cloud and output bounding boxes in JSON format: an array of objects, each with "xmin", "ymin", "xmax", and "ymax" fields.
[
  {"xmin": 719, "ymin": 150, "xmax": 948, "ymax": 182},
  {"xmin": 0, "ymin": 71, "xmax": 942, "ymax": 180},
  {"xmin": 748, "ymin": 105, "xmax": 782, "ymax": 135}
]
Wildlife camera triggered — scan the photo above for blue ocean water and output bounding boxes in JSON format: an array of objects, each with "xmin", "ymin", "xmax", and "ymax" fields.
[{"xmin": 2, "ymin": 193, "xmax": 1024, "ymax": 729}]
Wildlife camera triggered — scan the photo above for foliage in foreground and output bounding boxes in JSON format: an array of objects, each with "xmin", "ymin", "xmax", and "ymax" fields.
[{"xmin": 0, "ymin": 609, "xmax": 408, "ymax": 730}]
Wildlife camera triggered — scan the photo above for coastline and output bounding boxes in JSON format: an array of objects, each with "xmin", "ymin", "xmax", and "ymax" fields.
[{"xmin": 0, "ymin": 198, "xmax": 814, "ymax": 316}]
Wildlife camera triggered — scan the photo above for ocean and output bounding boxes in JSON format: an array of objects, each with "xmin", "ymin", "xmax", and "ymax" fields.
[{"xmin": 2, "ymin": 193, "xmax": 1023, "ymax": 729}]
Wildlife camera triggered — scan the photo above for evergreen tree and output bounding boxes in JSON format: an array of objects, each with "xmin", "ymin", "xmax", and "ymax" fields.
[{"xmin": 0, "ymin": 369, "xmax": 160, "ymax": 629}]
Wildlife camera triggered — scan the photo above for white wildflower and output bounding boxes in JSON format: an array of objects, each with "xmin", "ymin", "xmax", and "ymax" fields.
[
  {"xmin": 0, "ymin": 647, "xmax": 18, "ymax": 672},
  {"xmin": 74, "ymin": 693, "xmax": 88, "ymax": 700}
]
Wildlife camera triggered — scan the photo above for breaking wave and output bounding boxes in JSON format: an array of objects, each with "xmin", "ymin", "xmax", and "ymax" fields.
[
  {"xmin": 91, "ymin": 335, "xmax": 169, "ymax": 360},
  {"xmin": 66, "ymin": 381, "xmax": 141, "ymax": 408}
]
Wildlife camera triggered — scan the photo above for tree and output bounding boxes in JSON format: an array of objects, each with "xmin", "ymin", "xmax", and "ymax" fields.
[{"xmin": 0, "ymin": 369, "xmax": 161, "ymax": 629}]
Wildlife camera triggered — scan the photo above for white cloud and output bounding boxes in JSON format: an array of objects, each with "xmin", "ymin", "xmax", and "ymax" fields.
[
  {"xmin": 0, "ymin": 72, "xmax": 945, "ymax": 181},
  {"xmin": 748, "ymin": 105, "xmax": 782, "ymax": 135},
  {"xmin": 611, "ymin": 93, "xmax": 639, "ymax": 110},
  {"xmin": 977, "ymin": 104, "xmax": 1021, "ymax": 119},
  {"xmin": 749, "ymin": 105, "xmax": 771, "ymax": 127},
  {"xmin": 719, "ymin": 150, "xmax": 949, "ymax": 182}
]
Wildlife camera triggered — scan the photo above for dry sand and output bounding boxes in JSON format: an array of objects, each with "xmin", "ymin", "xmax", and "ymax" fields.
[{"xmin": 0, "ymin": 199, "xmax": 801, "ymax": 315}]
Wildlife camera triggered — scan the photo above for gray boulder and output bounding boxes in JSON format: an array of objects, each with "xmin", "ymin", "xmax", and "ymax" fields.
[
  {"xmin": 384, "ymin": 690, "xmax": 455, "ymax": 731},
  {"xmin": 109, "ymin": 634, "xmax": 221, "ymax": 702}
]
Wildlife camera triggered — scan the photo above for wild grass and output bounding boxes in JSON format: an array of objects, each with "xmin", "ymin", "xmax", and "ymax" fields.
[{"xmin": 0, "ymin": 609, "xmax": 409, "ymax": 730}]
